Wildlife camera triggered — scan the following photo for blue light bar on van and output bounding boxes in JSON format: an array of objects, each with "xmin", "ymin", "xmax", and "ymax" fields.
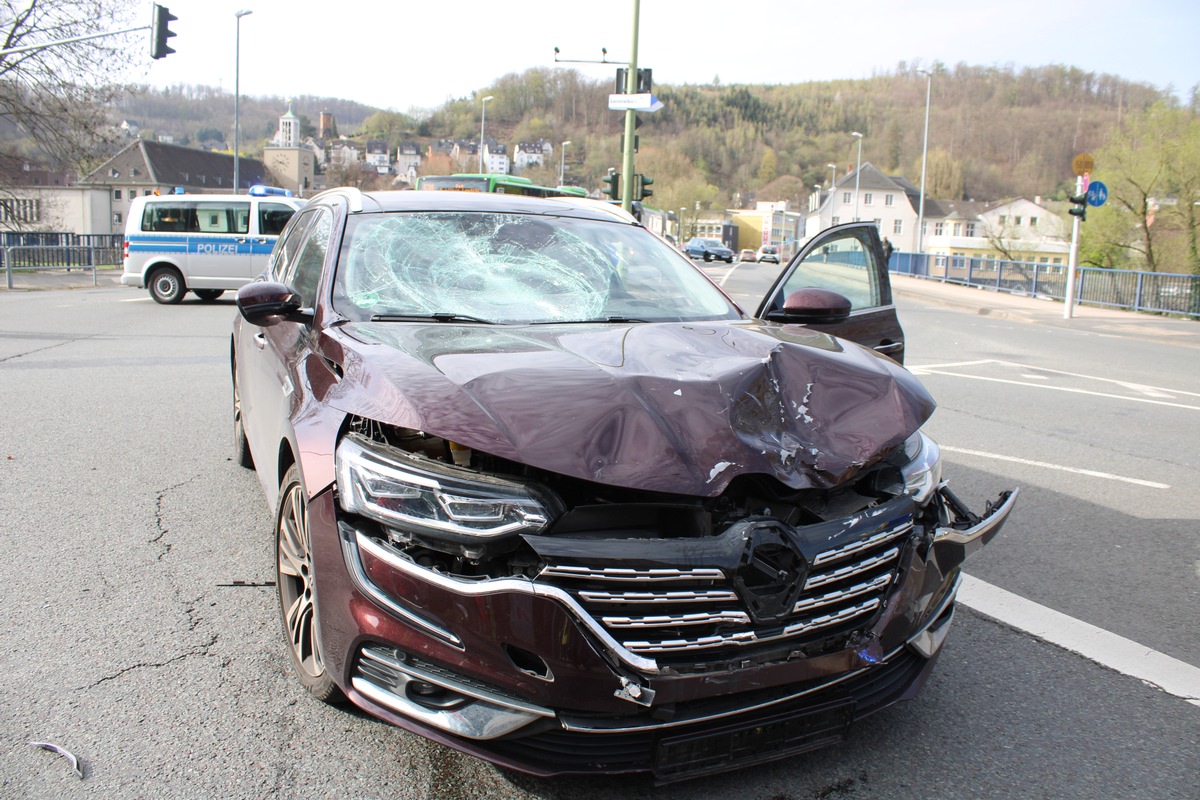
[{"xmin": 249, "ymin": 184, "xmax": 293, "ymax": 197}]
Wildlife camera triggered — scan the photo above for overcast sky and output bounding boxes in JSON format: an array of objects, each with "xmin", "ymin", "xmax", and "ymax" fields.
[{"xmin": 138, "ymin": 0, "xmax": 1197, "ymax": 113}]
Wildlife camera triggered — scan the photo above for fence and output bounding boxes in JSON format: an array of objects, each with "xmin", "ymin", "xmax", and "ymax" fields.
[
  {"xmin": 2, "ymin": 235, "xmax": 124, "ymax": 289},
  {"xmin": 891, "ymin": 252, "xmax": 1200, "ymax": 319}
]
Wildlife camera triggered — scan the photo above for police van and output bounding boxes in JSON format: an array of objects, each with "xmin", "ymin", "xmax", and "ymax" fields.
[{"xmin": 121, "ymin": 186, "xmax": 304, "ymax": 304}]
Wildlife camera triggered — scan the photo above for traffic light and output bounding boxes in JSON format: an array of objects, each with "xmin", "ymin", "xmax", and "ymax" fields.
[
  {"xmin": 1068, "ymin": 192, "xmax": 1087, "ymax": 222},
  {"xmin": 634, "ymin": 174, "xmax": 654, "ymax": 201},
  {"xmin": 150, "ymin": 4, "xmax": 177, "ymax": 60},
  {"xmin": 603, "ymin": 171, "xmax": 620, "ymax": 201}
]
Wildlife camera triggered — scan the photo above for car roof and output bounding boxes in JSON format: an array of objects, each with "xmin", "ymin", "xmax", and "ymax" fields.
[{"xmin": 306, "ymin": 188, "xmax": 641, "ymax": 225}]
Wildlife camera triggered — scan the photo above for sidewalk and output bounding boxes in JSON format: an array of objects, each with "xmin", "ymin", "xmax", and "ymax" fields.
[
  {"xmin": 0, "ymin": 267, "xmax": 126, "ymax": 291},
  {"xmin": 890, "ymin": 273, "xmax": 1200, "ymax": 349}
]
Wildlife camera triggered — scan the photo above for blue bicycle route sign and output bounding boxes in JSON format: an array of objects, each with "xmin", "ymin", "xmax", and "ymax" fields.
[{"xmin": 1087, "ymin": 181, "xmax": 1108, "ymax": 207}]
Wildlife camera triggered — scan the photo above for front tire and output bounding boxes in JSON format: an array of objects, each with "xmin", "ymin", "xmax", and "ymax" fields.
[
  {"xmin": 703, "ymin": 253, "xmax": 713, "ymax": 262},
  {"xmin": 148, "ymin": 267, "xmax": 186, "ymax": 304},
  {"xmin": 276, "ymin": 464, "xmax": 343, "ymax": 704}
]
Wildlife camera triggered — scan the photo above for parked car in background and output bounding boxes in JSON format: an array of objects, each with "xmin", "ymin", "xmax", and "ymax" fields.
[
  {"xmin": 738, "ymin": 248, "xmax": 757, "ymax": 262},
  {"xmin": 231, "ymin": 191, "xmax": 1017, "ymax": 783},
  {"xmin": 757, "ymin": 244, "xmax": 781, "ymax": 263},
  {"xmin": 121, "ymin": 186, "xmax": 303, "ymax": 304},
  {"xmin": 684, "ymin": 236, "xmax": 735, "ymax": 263}
]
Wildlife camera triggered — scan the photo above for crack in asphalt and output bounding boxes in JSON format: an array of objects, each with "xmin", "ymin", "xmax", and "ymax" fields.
[
  {"xmin": 83, "ymin": 633, "xmax": 219, "ymax": 690},
  {"xmin": 151, "ymin": 477, "xmax": 199, "ymax": 560}
]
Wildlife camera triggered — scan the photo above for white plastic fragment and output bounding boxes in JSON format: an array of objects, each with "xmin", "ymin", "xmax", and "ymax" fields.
[{"xmin": 28, "ymin": 741, "xmax": 83, "ymax": 779}]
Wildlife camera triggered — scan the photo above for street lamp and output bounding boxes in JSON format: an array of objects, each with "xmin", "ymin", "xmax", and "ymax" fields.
[
  {"xmin": 826, "ymin": 162, "xmax": 837, "ymax": 189},
  {"xmin": 559, "ymin": 140, "xmax": 571, "ymax": 186},
  {"xmin": 680, "ymin": 207, "xmax": 688, "ymax": 241},
  {"xmin": 851, "ymin": 132, "xmax": 864, "ymax": 221},
  {"xmin": 233, "ymin": 9, "xmax": 252, "ymax": 192},
  {"xmin": 478, "ymin": 95, "xmax": 494, "ymax": 173},
  {"xmin": 916, "ymin": 69, "xmax": 933, "ymax": 255}
]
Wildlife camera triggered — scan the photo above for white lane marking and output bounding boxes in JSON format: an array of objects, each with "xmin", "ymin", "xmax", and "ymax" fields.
[
  {"xmin": 993, "ymin": 360, "xmax": 1200, "ymax": 399},
  {"xmin": 958, "ymin": 575, "xmax": 1200, "ymax": 706},
  {"xmin": 915, "ymin": 370, "xmax": 1200, "ymax": 412},
  {"xmin": 120, "ymin": 298, "xmax": 151, "ymax": 303},
  {"xmin": 940, "ymin": 446, "xmax": 1171, "ymax": 489},
  {"xmin": 715, "ymin": 263, "xmax": 739, "ymax": 287},
  {"xmin": 909, "ymin": 359, "xmax": 995, "ymax": 371}
]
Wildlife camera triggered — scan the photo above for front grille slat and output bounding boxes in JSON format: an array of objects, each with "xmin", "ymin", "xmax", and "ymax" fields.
[{"xmin": 535, "ymin": 513, "xmax": 914, "ymax": 665}]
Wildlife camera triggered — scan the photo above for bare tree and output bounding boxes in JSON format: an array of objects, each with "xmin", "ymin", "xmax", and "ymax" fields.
[{"xmin": 0, "ymin": 0, "xmax": 140, "ymax": 170}]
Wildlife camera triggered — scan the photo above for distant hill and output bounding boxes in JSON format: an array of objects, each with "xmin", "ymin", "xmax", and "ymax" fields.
[{"xmin": 79, "ymin": 64, "xmax": 1181, "ymax": 208}]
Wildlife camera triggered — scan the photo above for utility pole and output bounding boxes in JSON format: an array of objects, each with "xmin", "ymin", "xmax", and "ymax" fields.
[{"xmin": 619, "ymin": 0, "xmax": 641, "ymax": 213}]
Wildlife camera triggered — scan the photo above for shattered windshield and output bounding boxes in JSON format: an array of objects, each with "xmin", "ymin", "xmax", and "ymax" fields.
[{"xmin": 333, "ymin": 212, "xmax": 741, "ymax": 324}]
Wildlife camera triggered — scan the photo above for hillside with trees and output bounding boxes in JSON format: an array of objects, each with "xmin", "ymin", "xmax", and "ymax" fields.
[{"xmin": 3, "ymin": 48, "xmax": 1196, "ymax": 274}]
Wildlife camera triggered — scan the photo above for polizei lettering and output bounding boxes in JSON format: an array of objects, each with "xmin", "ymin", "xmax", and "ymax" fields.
[{"xmin": 194, "ymin": 243, "xmax": 238, "ymax": 254}]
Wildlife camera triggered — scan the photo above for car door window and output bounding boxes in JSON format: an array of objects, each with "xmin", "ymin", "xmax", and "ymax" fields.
[
  {"xmin": 760, "ymin": 226, "xmax": 886, "ymax": 316},
  {"xmin": 282, "ymin": 210, "xmax": 331, "ymax": 308},
  {"xmin": 269, "ymin": 210, "xmax": 317, "ymax": 281}
]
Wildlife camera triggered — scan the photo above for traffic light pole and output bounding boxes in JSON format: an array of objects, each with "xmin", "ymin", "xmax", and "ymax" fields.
[
  {"xmin": 619, "ymin": 0, "xmax": 640, "ymax": 213},
  {"xmin": 1063, "ymin": 173, "xmax": 1083, "ymax": 320},
  {"xmin": 0, "ymin": 25, "xmax": 148, "ymax": 57}
]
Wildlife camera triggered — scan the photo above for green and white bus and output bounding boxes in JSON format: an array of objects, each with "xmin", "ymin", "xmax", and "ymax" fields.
[{"xmin": 416, "ymin": 174, "xmax": 588, "ymax": 198}]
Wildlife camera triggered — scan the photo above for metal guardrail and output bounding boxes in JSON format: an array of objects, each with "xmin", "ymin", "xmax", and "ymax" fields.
[
  {"xmin": 890, "ymin": 253, "xmax": 1200, "ymax": 320},
  {"xmin": 3, "ymin": 245, "xmax": 123, "ymax": 289}
]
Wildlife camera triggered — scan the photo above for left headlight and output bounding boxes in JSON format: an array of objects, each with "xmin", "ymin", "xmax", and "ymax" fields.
[
  {"xmin": 899, "ymin": 430, "xmax": 942, "ymax": 504},
  {"xmin": 336, "ymin": 433, "xmax": 553, "ymax": 542}
]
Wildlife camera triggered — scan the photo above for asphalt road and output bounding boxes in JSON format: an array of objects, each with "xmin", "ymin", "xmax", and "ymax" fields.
[{"xmin": 1, "ymin": 277, "xmax": 1197, "ymax": 799}]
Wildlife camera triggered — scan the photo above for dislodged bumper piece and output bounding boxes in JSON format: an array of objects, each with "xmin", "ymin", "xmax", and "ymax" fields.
[{"xmin": 931, "ymin": 486, "xmax": 1019, "ymax": 570}]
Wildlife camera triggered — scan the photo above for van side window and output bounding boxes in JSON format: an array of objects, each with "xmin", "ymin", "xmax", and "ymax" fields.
[
  {"xmin": 259, "ymin": 202, "xmax": 297, "ymax": 237},
  {"xmin": 142, "ymin": 203, "xmax": 196, "ymax": 233},
  {"xmin": 195, "ymin": 202, "xmax": 250, "ymax": 234}
]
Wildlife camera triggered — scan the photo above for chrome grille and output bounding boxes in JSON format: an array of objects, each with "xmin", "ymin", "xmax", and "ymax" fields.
[{"xmin": 535, "ymin": 515, "xmax": 913, "ymax": 663}]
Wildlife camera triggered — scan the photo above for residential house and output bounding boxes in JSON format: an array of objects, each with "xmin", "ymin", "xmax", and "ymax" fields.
[
  {"xmin": 482, "ymin": 139, "xmax": 509, "ymax": 175},
  {"xmin": 365, "ymin": 140, "xmax": 390, "ymax": 173},
  {"xmin": 925, "ymin": 196, "xmax": 1069, "ymax": 266},
  {"xmin": 805, "ymin": 163, "xmax": 921, "ymax": 251},
  {"xmin": 513, "ymin": 140, "xmax": 552, "ymax": 172}
]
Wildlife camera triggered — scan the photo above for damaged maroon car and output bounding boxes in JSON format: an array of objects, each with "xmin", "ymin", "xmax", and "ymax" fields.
[{"xmin": 231, "ymin": 189, "xmax": 1017, "ymax": 783}]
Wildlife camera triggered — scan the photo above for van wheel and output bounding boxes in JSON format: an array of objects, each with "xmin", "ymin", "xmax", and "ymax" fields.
[
  {"xmin": 148, "ymin": 267, "xmax": 186, "ymax": 304},
  {"xmin": 195, "ymin": 289, "xmax": 224, "ymax": 302}
]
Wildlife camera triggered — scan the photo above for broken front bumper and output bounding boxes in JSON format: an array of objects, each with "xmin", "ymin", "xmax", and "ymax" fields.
[{"xmin": 309, "ymin": 484, "xmax": 1018, "ymax": 779}]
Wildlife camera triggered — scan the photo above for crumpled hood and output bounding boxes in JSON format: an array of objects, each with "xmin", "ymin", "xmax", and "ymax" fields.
[{"xmin": 325, "ymin": 320, "xmax": 935, "ymax": 496}]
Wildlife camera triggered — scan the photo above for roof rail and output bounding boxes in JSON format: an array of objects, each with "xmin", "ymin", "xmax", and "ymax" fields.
[{"xmin": 308, "ymin": 186, "xmax": 365, "ymax": 213}]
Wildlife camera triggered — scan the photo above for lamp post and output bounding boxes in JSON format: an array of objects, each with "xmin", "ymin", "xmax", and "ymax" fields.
[
  {"xmin": 478, "ymin": 95, "xmax": 494, "ymax": 173},
  {"xmin": 233, "ymin": 9, "xmax": 252, "ymax": 192},
  {"xmin": 851, "ymin": 132, "xmax": 864, "ymax": 221},
  {"xmin": 680, "ymin": 207, "xmax": 688, "ymax": 242},
  {"xmin": 916, "ymin": 68, "xmax": 933, "ymax": 255},
  {"xmin": 826, "ymin": 162, "xmax": 837, "ymax": 189},
  {"xmin": 558, "ymin": 140, "xmax": 571, "ymax": 186}
]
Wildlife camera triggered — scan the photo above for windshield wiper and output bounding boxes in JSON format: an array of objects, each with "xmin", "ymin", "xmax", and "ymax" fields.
[
  {"xmin": 370, "ymin": 312, "xmax": 496, "ymax": 324},
  {"xmin": 531, "ymin": 316, "xmax": 651, "ymax": 325}
]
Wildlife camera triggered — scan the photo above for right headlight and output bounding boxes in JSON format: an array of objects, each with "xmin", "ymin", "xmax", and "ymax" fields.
[
  {"xmin": 899, "ymin": 430, "xmax": 942, "ymax": 504},
  {"xmin": 336, "ymin": 433, "xmax": 553, "ymax": 543}
]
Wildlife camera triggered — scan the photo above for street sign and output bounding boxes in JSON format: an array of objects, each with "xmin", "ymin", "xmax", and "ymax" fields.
[
  {"xmin": 1072, "ymin": 153, "xmax": 1095, "ymax": 176},
  {"xmin": 1087, "ymin": 181, "xmax": 1108, "ymax": 207},
  {"xmin": 608, "ymin": 93, "xmax": 664, "ymax": 112}
]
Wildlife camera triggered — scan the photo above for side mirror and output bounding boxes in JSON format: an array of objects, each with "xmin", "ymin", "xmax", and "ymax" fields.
[
  {"xmin": 236, "ymin": 281, "xmax": 311, "ymax": 327},
  {"xmin": 778, "ymin": 287, "xmax": 852, "ymax": 325}
]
